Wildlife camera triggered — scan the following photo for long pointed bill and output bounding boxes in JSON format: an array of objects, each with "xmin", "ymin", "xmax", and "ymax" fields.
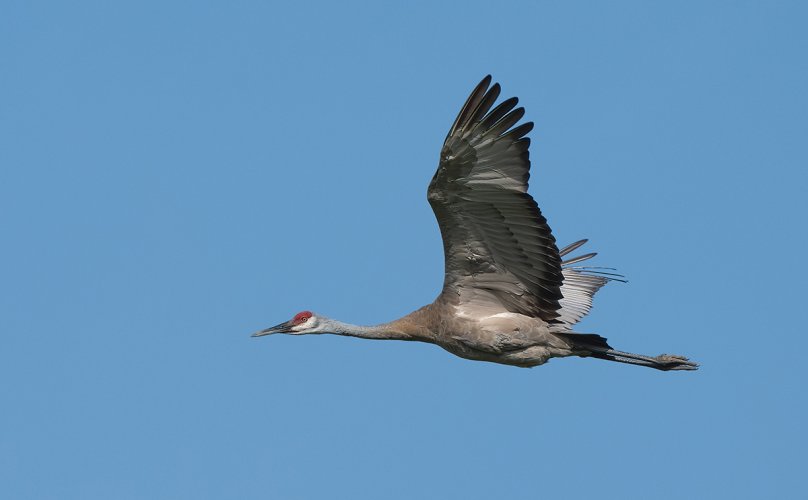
[{"xmin": 251, "ymin": 321, "xmax": 293, "ymax": 337}]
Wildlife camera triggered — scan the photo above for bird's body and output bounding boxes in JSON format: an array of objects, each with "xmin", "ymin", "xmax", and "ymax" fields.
[
  {"xmin": 255, "ymin": 76, "xmax": 698, "ymax": 372},
  {"xmin": 403, "ymin": 303, "xmax": 573, "ymax": 368},
  {"xmin": 330, "ymin": 302, "xmax": 570, "ymax": 368}
]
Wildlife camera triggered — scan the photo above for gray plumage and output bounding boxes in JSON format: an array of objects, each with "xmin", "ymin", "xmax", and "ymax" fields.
[{"xmin": 254, "ymin": 76, "xmax": 698, "ymax": 372}]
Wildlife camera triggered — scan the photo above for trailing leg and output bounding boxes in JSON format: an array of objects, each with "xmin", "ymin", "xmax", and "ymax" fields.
[
  {"xmin": 556, "ymin": 332, "xmax": 699, "ymax": 371},
  {"xmin": 587, "ymin": 348, "xmax": 698, "ymax": 371}
]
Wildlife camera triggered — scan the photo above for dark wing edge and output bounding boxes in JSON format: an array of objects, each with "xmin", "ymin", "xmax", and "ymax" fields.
[{"xmin": 428, "ymin": 76, "xmax": 564, "ymax": 322}]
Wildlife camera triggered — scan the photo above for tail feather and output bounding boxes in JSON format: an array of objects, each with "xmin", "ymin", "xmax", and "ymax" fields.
[{"xmin": 557, "ymin": 332, "xmax": 612, "ymax": 351}]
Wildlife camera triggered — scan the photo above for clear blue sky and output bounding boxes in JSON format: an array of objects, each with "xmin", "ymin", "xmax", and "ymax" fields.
[{"xmin": 2, "ymin": 1, "xmax": 806, "ymax": 498}]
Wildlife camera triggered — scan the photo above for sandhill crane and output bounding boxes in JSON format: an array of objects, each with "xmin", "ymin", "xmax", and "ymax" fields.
[{"xmin": 253, "ymin": 76, "xmax": 698, "ymax": 371}]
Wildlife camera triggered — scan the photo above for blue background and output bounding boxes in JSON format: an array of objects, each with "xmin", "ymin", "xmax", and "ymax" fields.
[{"xmin": 2, "ymin": 1, "xmax": 806, "ymax": 498}]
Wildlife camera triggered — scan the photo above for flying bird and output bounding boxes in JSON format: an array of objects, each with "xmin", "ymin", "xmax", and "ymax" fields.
[{"xmin": 254, "ymin": 76, "xmax": 698, "ymax": 371}]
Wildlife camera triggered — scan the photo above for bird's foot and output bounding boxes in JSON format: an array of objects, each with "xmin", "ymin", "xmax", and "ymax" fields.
[{"xmin": 654, "ymin": 354, "xmax": 699, "ymax": 371}]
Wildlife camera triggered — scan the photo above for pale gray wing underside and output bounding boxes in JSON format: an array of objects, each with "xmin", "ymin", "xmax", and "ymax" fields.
[
  {"xmin": 556, "ymin": 239, "xmax": 624, "ymax": 330},
  {"xmin": 428, "ymin": 76, "xmax": 563, "ymax": 322},
  {"xmin": 557, "ymin": 268, "xmax": 607, "ymax": 328}
]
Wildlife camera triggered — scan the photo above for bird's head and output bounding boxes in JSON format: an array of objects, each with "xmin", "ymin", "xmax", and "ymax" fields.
[{"xmin": 252, "ymin": 310, "xmax": 325, "ymax": 337}]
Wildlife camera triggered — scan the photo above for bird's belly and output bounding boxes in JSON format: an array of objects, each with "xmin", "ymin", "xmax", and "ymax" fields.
[
  {"xmin": 435, "ymin": 313, "xmax": 571, "ymax": 367},
  {"xmin": 439, "ymin": 341, "xmax": 559, "ymax": 368}
]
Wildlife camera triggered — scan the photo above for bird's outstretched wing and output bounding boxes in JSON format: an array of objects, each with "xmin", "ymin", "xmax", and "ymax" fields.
[{"xmin": 428, "ymin": 76, "xmax": 563, "ymax": 322}]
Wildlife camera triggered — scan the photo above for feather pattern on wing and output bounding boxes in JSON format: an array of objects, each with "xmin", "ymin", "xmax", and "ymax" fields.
[
  {"xmin": 555, "ymin": 239, "xmax": 624, "ymax": 329},
  {"xmin": 428, "ymin": 76, "xmax": 564, "ymax": 322}
]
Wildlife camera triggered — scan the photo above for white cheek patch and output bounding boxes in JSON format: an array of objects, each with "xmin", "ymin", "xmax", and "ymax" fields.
[{"xmin": 290, "ymin": 318, "xmax": 316, "ymax": 333}]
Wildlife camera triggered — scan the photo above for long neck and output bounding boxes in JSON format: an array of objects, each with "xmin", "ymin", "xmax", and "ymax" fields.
[{"xmin": 324, "ymin": 319, "xmax": 424, "ymax": 342}]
